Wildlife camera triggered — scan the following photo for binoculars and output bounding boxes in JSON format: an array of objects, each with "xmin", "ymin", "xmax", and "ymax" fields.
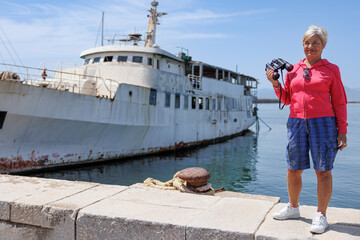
[{"xmin": 265, "ymin": 58, "xmax": 293, "ymax": 80}]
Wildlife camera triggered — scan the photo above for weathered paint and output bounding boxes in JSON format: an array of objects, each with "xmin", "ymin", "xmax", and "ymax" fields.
[
  {"xmin": 0, "ymin": 157, "xmax": 45, "ymax": 171},
  {"xmin": 0, "ymin": 3, "xmax": 257, "ymax": 173},
  {"xmin": 0, "ymin": 77, "xmax": 256, "ymax": 173},
  {"xmin": 0, "ymin": 129, "xmax": 247, "ymax": 174}
]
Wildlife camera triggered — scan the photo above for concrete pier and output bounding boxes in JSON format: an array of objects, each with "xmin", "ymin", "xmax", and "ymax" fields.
[{"xmin": 0, "ymin": 174, "xmax": 359, "ymax": 240}]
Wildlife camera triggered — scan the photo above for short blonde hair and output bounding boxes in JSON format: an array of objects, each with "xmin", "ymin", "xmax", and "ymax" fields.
[{"xmin": 303, "ymin": 25, "xmax": 328, "ymax": 46}]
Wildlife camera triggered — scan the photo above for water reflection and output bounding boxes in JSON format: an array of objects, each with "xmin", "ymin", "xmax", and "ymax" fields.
[{"xmin": 30, "ymin": 130, "xmax": 259, "ymax": 192}]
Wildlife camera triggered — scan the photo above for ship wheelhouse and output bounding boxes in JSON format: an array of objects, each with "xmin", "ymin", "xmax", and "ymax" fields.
[
  {"xmin": 76, "ymin": 41, "xmax": 259, "ymax": 117},
  {"xmin": 80, "ymin": 45, "xmax": 186, "ymax": 76}
]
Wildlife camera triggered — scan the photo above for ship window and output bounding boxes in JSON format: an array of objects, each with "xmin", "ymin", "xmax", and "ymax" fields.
[
  {"xmin": 118, "ymin": 56, "xmax": 128, "ymax": 62},
  {"xmin": 157, "ymin": 59, "xmax": 160, "ymax": 69},
  {"xmin": 225, "ymin": 97, "xmax": 230, "ymax": 110},
  {"xmin": 224, "ymin": 71, "xmax": 229, "ymax": 81},
  {"xmin": 194, "ymin": 66, "xmax": 200, "ymax": 76},
  {"xmin": 231, "ymin": 73, "xmax": 238, "ymax": 83},
  {"xmin": 206, "ymin": 98, "xmax": 210, "ymax": 110},
  {"xmin": 104, "ymin": 56, "xmax": 113, "ymax": 62},
  {"xmin": 132, "ymin": 56, "xmax": 143, "ymax": 63},
  {"xmin": 199, "ymin": 97, "xmax": 203, "ymax": 110},
  {"xmin": 149, "ymin": 89, "xmax": 157, "ymax": 105},
  {"xmin": 0, "ymin": 111, "xmax": 6, "ymax": 129},
  {"xmin": 92, "ymin": 57, "xmax": 100, "ymax": 64},
  {"xmin": 218, "ymin": 97, "xmax": 222, "ymax": 110},
  {"xmin": 148, "ymin": 58, "xmax": 153, "ymax": 66},
  {"xmin": 184, "ymin": 95, "xmax": 189, "ymax": 109},
  {"xmin": 203, "ymin": 66, "xmax": 216, "ymax": 79},
  {"xmin": 218, "ymin": 70, "xmax": 223, "ymax": 80},
  {"xmin": 175, "ymin": 94, "xmax": 180, "ymax": 109},
  {"xmin": 165, "ymin": 93, "xmax": 171, "ymax": 107},
  {"xmin": 212, "ymin": 99, "xmax": 216, "ymax": 110},
  {"xmin": 84, "ymin": 59, "xmax": 90, "ymax": 65},
  {"xmin": 191, "ymin": 97, "xmax": 196, "ymax": 109}
]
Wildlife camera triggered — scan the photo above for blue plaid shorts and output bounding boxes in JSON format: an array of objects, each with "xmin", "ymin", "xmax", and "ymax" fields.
[{"xmin": 286, "ymin": 117, "xmax": 338, "ymax": 171}]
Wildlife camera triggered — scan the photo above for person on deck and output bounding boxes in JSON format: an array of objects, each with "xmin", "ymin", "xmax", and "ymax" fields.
[{"xmin": 266, "ymin": 25, "xmax": 348, "ymax": 234}]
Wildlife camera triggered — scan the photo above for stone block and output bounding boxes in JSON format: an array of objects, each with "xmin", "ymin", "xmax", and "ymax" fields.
[
  {"xmin": 45, "ymin": 184, "xmax": 128, "ymax": 240},
  {"xmin": 77, "ymin": 214, "xmax": 185, "ymax": 240},
  {"xmin": 215, "ymin": 191, "xmax": 280, "ymax": 203},
  {"xmin": 256, "ymin": 204, "xmax": 360, "ymax": 240},
  {"xmin": 315, "ymin": 224, "xmax": 360, "ymax": 240},
  {"xmin": 0, "ymin": 174, "xmax": 73, "ymax": 190},
  {"xmin": 255, "ymin": 203, "xmax": 315, "ymax": 240},
  {"xmin": 11, "ymin": 202, "xmax": 45, "ymax": 227},
  {"xmin": 9, "ymin": 203, "xmax": 77, "ymax": 239},
  {"xmin": 186, "ymin": 197, "xmax": 276, "ymax": 240},
  {"xmin": 0, "ymin": 183, "xmax": 45, "ymax": 203},
  {"xmin": 0, "ymin": 221, "xmax": 52, "ymax": 240},
  {"xmin": 326, "ymin": 206, "xmax": 360, "ymax": 226},
  {"xmin": 77, "ymin": 198, "xmax": 204, "ymax": 239},
  {"xmin": 9, "ymin": 183, "xmax": 127, "ymax": 240},
  {"xmin": 114, "ymin": 185, "xmax": 220, "ymax": 209},
  {"xmin": 0, "ymin": 201, "xmax": 10, "ymax": 220},
  {"xmin": 314, "ymin": 206, "xmax": 360, "ymax": 240},
  {"xmin": 10, "ymin": 188, "xmax": 87, "ymax": 226},
  {"xmin": 0, "ymin": 174, "xmax": 98, "ymax": 193},
  {"xmin": 3, "ymin": 177, "xmax": 99, "ymax": 240},
  {"xmin": 49, "ymin": 184, "xmax": 128, "ymax": 210}
]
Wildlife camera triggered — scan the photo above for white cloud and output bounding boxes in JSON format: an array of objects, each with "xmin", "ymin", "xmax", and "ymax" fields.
[
  {"xmin": 0, "ymin": 0, "xmax": 274, "ymax": 68},
  {"xmin": 162, "ymin": 31, "xmax": 228, "ymax": 40},
  {"xmin": 165, "ymin": 8, "xmax": 275, "ymax": 25},
  {"xmin": 0, "ymin": 0, "xmax": 33, "ymax": 15}
]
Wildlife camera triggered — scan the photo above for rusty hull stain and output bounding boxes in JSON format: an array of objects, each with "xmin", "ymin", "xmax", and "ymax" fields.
[
  {"xmin": 0, "ymin": 157, "xmax": 45, "ymax": 171},
  {"xmin": 0, "ymin": 131, "xmax": 247, "ymax": 173}
]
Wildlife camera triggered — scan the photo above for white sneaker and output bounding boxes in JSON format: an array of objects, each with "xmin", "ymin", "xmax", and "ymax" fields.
[
  {"xmin": 272, "ymin": 203, "xmax": 300, "ymax": 220},
  {"xmin": 310, "ymin": 212, "xmax": 328, "ymax": 234}
]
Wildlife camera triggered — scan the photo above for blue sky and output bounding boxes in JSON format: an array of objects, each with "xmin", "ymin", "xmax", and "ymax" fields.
[{"xmin": 0, "ymin": 0, "xmax": 359, "ymax": 89}]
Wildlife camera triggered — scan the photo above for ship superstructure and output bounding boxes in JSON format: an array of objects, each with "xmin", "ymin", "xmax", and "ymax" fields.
[{"xmin": 0, "ymin": 1, "xmax": 258, "ymax": 173}]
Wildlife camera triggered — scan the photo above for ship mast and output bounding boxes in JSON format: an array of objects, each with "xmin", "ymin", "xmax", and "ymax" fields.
[{"xmin": 145, "ymin": 1, "xmax": 166, "ymax": 47}]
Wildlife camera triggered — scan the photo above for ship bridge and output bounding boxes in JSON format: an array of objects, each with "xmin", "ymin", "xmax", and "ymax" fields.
[
  {"xmin": 187, "ymin": 61, "xmax": 258, "ymax": 97},
  {"xmin": 80, "ymin": 45, "xmax": 184, "ymax": 63}
]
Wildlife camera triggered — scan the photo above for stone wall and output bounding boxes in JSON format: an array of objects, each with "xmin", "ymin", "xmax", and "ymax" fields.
[{"xmin": 0, "ymin": 174, "xmax": 359, "ymax": 240}]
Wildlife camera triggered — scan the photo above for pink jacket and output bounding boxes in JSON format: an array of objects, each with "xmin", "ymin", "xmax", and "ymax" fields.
[{"xmin": 274, "ymin": 58, "xmax": 348, "ymax": 133}]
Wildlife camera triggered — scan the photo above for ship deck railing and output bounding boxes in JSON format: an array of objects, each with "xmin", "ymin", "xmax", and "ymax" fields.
[
  {"xmin": 188, "ymin": 74, "xmax": 202, "ymax": 90},
  {"xmin": 0, "ymin": 62, "xmax": 119, "ymax": 99}
]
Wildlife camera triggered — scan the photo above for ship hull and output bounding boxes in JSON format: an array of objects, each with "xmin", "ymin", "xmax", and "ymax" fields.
[{"xmin": 0, "ymin": 79, "xmax": 256, "ymax": 173}]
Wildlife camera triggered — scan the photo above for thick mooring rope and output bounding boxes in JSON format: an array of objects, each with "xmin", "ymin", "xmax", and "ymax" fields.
[
  {"xmin": 143, "ymin": 171, "xmax": 215, "ymax": 195},
  {"xmin": 0, "ymin": 71, "xmax": 20, "ymax": 81}
]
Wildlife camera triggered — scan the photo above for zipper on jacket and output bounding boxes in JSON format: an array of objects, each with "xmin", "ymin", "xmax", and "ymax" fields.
[{"xmin": 303, "ymin": 69, "xmax": 307, "ymax": 120}]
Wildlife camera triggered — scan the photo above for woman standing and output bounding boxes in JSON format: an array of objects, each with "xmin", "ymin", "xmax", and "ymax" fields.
[{"xmin": 266, "ymin": 25, "xmax": 347, "ymax": 234}]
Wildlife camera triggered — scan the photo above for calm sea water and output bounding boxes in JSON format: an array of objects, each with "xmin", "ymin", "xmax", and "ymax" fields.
[{"xmin": 29, "ymin": 103, "xmax": 360, "ymax": 210}]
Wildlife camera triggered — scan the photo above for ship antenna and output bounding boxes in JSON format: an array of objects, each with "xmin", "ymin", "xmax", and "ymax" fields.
[
  {"xmin": 145, "ymin": 1, "xmax": 167, "ymax": 47},
  {"xmin": 101, "ymin": 11, "xmax": 104, "ymax": 46}
]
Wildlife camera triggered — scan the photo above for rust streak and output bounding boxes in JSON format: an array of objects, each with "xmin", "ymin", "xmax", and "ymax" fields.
[{"xmin": 0, "ymin": 157, "xmax": 45, "ymax": 171}]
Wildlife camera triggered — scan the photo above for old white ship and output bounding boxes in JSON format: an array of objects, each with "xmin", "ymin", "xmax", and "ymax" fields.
[{"xmin": 0, "ymin": 1, "xmax": 258, "ymax": 173}]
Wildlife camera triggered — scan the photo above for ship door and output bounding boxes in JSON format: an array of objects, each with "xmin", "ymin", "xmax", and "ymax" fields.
[
  {"xmin": 190, "ymin": 64, "xmax": 202, "ymax": 89},
  {"xmin": 0, "ymin": 111, "xmax": 7, "ymax": 129}
]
